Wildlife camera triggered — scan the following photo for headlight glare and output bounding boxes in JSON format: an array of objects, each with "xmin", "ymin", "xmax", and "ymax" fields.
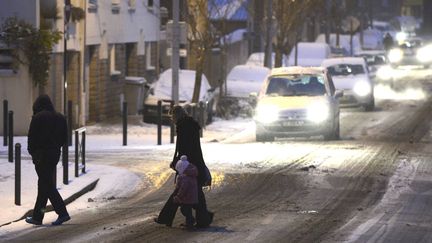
[
  {"xmin": 254, "ymin": 104, "xmax": 279, "ymax": 123},
  {"xmin": 376, "ymin": 66, "xmax": 393, "ymax": 80},
  {"xmin": 307, "ymin": 102, "xmax": 329, "ymax": 123},
  {"xmin": 388, "ymin": 49, "xmax": 403, "ymax": 63},
  {"xmin": 417, "ymin": 44, "xmax": 432, "ymax": 63},
  {"xmin": 353, "ymin": 81, "xmax": 372, "ymax": 97}
]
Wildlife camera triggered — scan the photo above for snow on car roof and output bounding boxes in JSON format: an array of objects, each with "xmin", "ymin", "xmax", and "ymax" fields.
[
  {"xmin": 321, "ymin": 57, "xmax": 367, "ymax": 67},
  {"xmin": 270, "ymin": 66, "xmax": 325, "ymax": 76},
  {"xmin": 154, "ymin": 69, "xmax": 210, "ymax": 101}
]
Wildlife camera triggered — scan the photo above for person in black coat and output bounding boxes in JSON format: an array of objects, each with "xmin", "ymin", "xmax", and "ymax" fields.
[
  {"xmin": 25, "ymin": 94, "xmax": 71, "ymax": 226},
  {"xmin": 154, "ymin": 105, "xmax": 213, "ymax": 228}
]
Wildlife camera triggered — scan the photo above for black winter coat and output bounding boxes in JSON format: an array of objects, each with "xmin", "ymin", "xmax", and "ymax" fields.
[
  {"xmin": 27, "ymin": 95, "xmax": 67, "ymax": 163},
  {"xmin": 171, "ymin": 116, "xmax": 207, "ymax": 186}
]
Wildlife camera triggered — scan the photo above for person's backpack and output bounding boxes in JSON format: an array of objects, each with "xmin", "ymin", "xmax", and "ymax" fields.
[{"xmin": 203, "ymin": 165, "xmax": 212, "ymax": 187}]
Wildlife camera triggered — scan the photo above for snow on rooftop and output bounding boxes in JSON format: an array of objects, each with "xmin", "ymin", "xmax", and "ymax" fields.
[{"xmin": 286, "ymin": 42, "xmax": 331, "ymax": 66}]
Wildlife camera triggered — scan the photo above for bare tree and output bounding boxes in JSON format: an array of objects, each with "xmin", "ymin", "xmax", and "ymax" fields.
[
  {"xmin": 183, "ymin": 0, "xmax": 214, "ymax": 103},
  {"xmin": 272, "ymin": 0, "xmax": 319, "ymax": 67}
]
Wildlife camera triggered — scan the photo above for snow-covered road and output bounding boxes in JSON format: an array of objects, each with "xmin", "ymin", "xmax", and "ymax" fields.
[{"xmin": 2, "ymin": 67, "xmax": 432, "ymax": 242}]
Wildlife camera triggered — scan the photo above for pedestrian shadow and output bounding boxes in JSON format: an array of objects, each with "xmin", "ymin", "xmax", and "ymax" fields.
[{"xmin": 195, "ymin": 225, "xmax": 234, "ymax": 233}]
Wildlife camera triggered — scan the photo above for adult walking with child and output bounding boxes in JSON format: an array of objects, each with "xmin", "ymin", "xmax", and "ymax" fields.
[{"xmin": 154, "ymin": 105, "xmax": 213, "ymax": 229}]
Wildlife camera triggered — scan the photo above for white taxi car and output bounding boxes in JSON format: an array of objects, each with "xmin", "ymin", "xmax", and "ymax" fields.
[{"xmin": 254, "ymin": 67, "xmax": 343, "ymax": 142}]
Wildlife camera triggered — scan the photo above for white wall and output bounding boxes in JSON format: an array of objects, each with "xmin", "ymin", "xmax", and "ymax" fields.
[
  {"xmin": 86, "ymin": 0, "xmax": 160, "ymax": 46},
  {"xmin": 0, "ymin": 64, "xmax": 36, "ymax": 136},
  {"xmin": 0, "ymin": 0, "xmax": 40, "ymax": 135}
]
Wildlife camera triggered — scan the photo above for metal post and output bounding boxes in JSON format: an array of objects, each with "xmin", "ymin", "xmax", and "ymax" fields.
[
  {"xmin": 199, "ymin": 102, "xmax": 204, "ymax": 138},
  {"xmin": 157, "ymin": 100, "xmax": 162, "ymax": 145},
  {"xmin": 264, "ymin": 0, "xmax": 273, "ymax": 68},
  {"xmin": 123, "ymin": 102, "xmax": 127, "ymax": 146},
  {"xmin": 62, "ymin": 144, "xmax": 68, "ymax": 185},
  {"xmin": 15, "ymin": 143, "xmax": 21, "ymax": 206},
  {"xmin": 3, "ymin": 100, "xmax": 7, "ymax": 146},
  {"xmin": 170, "ymin": 101, "xmax": 175, "ymax": 143},
  {"xmin": 74, "ymin": 132, "xmax": 78, "ymax": 177},
  {"xmin": 8, "ymin": 111, "xmax": 13, "ymax": 162},
  {"xmin": 68, "ymin": 100, "xmax": 73, "ymax": 146},
  {"xmin": 82, "ymin": 131, "xmax": 86, "ymax": 173},
  {"xmin": 171, "ymin": 0, "xmax": 180, "ymax": 104},
  {"xmin": 75, "ymin": 130, "xmax": 79, "ymax": 177},
  {"xmin": 64, "ymin": 0, "xmax": 71, "ymax": 115}
]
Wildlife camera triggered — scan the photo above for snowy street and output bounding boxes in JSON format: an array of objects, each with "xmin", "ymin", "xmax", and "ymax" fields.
[{"xmin": 0, "ymin": 68, "xmax": 432, "ymax": 242}]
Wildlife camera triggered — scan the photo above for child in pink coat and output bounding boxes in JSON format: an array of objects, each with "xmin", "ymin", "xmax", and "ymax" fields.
[{"xmin": 174, "ymin": 155, "xmax": 199, "ymax": 229}]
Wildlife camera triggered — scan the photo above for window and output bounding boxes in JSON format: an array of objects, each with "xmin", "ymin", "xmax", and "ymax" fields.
[
  {"xmin": 0, "ymin": 48, "xmax": 16, "ymax": 74},
  {"xmin": 128, "ymin": 0, "xmax": 136, "ymax": 10},
  {"xmin": 112, "ymin": 0, "xmax": 120, "ymax": 13},
  {"xmin": 146, "ymin": 42, "xmax": 155, "ymax": 70},
  {"xmin": 110, "ymin": 45, "xmax": 120, "ymax": 76},
  {"xmin": 88, "ymin": 0, "xmax": 98, "ymax": 11}
]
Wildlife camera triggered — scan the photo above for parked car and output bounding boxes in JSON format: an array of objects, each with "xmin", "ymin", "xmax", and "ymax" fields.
[
  {"xmin": 218, "ymin": 65, "xmax": 270, "ymax": 118},
  {"xmin": 225, "ymin": 65, "xmax": 270, "ymax": 98},
  {"xmin": 321, "ymin": 57, "xmax": 375, "ymax": 111},
  {"xmin": 143, "ymin": 69, "xmax": 217, "ymax": 124},
  {"xmin": 253, "ymin": 66, "xmax": 343, "ymax": 142},
  {"xmin": 387, "ymin": 38, "xmax": 432, "ymax": 69}
]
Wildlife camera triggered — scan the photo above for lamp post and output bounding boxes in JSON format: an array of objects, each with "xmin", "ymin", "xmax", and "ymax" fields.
[{"xmin": 64, "ymin": 0, "xmax": 71, "ymax": 114}]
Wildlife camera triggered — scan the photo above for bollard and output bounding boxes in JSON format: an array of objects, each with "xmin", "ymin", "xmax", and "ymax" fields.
[
  {"xmin": 68, "ymin": 100, "xmax": 73, "ymax": 146},
  {"xmin": 15, "ymin": 143, "xmax": 21, "ymax": 206},
  {"xmin": 3, "ymin": 100, "xmax": 8, "ymax": 146},
  {"xmin": 75, "ymin": 130, "xmax": 79, "ymax": 177},
  {"xmin": 157, "ymin": 100, "xmax": 162, "ymax": 145},
  {"xmin": 8, "ymin": 111, "xmax": 13, "ymax": 162},
  {"xmin": 170, "ymin": 101, "xmax": 175, "ymax": 144},
  {"xmin": 82, "ymin": 131, "xmax": 86, "ymax": 173},
  {"xmin": 199, "ymin": 102, "xmax": 205, "ymax": 138},
  {"xmin": 62, "ymin": 144, "xmax": 68, "ymax": 185},
  {"xmin": 122, "ymin": 102, "xmax": 127, "ymax": 146}
]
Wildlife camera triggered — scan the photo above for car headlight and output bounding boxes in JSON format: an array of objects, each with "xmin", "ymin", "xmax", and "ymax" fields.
[
  {"xmin": 396, "ymin": 32, "xmax": 407, "ymax": 44},
  {"xmin": 353, "ymin": 81, "xmax": 372, "ymax": 97},
  {"xmin": 307, "ymin": 102, "xmax": 329, "ymax": 123},
  {"xmin": 254, "ymin": 104, "xmax": 279, "ymax": 123},
  {"xmin": 388, "ymin": 49, "xmax": 403, "ymax": 63},
  {"xmin": 417, "ymin": 44, "xmax": 432, "ymax": 63}
]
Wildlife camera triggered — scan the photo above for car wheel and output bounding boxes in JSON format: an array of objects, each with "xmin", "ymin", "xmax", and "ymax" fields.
[
  {"xmin": 324, "ymin": 116, "xmax": 339, "ymax": 141},
  {"xmin": 364, "ymin": 99, "xmax": 375, "ymax": 111},
  {"xmin": 256, "ymin": 129, "xmax": 274, "ymax": 142}
]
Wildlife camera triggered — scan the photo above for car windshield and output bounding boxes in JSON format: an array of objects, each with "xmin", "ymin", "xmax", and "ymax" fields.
[
  {"xmin": 327, "ymin": 64, "xmax": 365, "ymax": 76},
  {"xmin": 266, "ymin": 75, "xmax": 326, "ymax": 96}
]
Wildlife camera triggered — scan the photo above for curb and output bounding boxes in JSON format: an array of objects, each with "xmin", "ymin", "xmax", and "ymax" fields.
[{"xmin": 0, "ymin": 179, "xmax": 99, "ymax": 227}]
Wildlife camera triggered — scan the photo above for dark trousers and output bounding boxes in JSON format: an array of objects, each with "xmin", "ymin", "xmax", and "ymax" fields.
[
  {"xmin": 157, "ymin": 185, "xmax": 212, "ymax": 227},
  {"xmin": 180, "ymin": 205, "xmax": 194, "ymax": 226},
  {"xmin": 32, "ymin": 160, "xmax": 68, "ymax": 222}
]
